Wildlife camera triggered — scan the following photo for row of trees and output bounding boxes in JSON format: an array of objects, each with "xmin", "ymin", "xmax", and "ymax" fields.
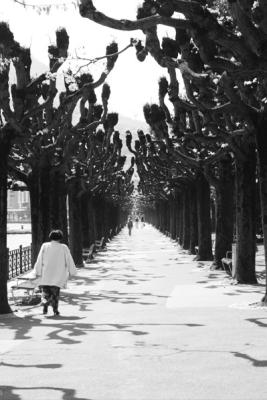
[
  {"xmin": 79, "ymin": 0, "xmax": 267, "ymax": 300},
  {"xmin": 0, "ymin": 23, "xmax": 135, "ymax": 313}
]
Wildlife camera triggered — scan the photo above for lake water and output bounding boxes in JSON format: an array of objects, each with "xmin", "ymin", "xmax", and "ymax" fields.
[
  {"xmin": 7, "ymin": 234, "xmax": 32, "ymax": 250},
  {"xmin": 7, "ymin": 223, "xmax": 32, "ymax": 250}
]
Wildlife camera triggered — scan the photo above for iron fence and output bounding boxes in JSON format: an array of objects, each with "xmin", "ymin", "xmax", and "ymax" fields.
[{"xmin": 8, "ymin": 245, "xmax": 32, "ymax": 279}]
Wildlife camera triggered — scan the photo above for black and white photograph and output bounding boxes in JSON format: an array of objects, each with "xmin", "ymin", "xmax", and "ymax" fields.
[{"xmin": 0, "ymin": 0, "xmax": 267, "ymax": 399}]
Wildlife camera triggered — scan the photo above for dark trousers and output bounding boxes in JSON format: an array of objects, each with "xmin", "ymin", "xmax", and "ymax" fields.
[{"xmin": 40, "ymin": 285, "xmax": 60, "ymax": 312}]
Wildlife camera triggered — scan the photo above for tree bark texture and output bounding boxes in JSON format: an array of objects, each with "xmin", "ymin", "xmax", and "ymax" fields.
[
  {"xmin": 39, "ymin": 166, "xmax": 51, "ymax": 244},
  {"xmin": 189, "ymin": 184, "xmax": 198, "ymax": 254},
  {"xmin": 169, "ymin": 197, "xmax": 176, "ymax": 239},
  {"xmin": 196, "ymin": 173, "xmax": 213, "ymax": 261},
  {"xmin": 178, "ymin": 196, "xmax": 184, "ymax": 245},
  {"xmin": 213, "ymin": 158, "xmax": 234, "ymax": 269},
  {"xmin": 49, "ymin": 169, "xmax": 68, "ymax": 244},
  {"xmin": 255, "ymin": 115, "xmax": 267, "ymax": 297},
  {"xmin": 0, "ymin": 144, "xmax": 12, "ymax": 314},
  {"xmin": 28, "ymin": 168, "xmax": 41, "ymax": 264},
  {"xmin": 234, "ymin": 147, "xmax": 257, "ymax": 283},
  {"xmin": 182, "ymin": 188, "xmax": 190, "ymax": 250},
  {"xmin": 175, "ymin": 196, "xmax": 181, "ymax": 242},
  {"xmin": 81, "ymin": 193, "xmax": 93, "ymax": 247},
  {"xmin": 68, "ymin": 180, "xmax": 84, "ymax": 268},
  {"xmin": 29, "ymin": 167, "xmax": 68, "ymax": 264},
  {"xmin": 93, "ymin": 196, "xmax": 105, "ymax": 239}
]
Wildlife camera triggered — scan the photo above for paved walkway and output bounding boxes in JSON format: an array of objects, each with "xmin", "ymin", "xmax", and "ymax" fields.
[{"xmin": 1, "ymin": 225, "xmax": 267, "ymax": 400}]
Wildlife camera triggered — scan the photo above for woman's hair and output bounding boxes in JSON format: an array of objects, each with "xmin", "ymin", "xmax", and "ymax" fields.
[{"xmin": 49, "ymin": 229, "xmax": 63, "ymax": 241}]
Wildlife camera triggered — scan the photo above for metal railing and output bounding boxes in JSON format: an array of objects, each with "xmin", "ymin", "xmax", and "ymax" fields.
[{"xmin": 8, "ymin": 245, "xmax": 32, "ymax": 280}]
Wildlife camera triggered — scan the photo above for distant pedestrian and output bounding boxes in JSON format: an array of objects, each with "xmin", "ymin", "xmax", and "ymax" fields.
[
  {"xmin": 32, "ymin": 229, "xmax": 77, "ymax": 316},
  {"xmin": 127, "ymin": 218, "xmax": 133, "ymax": 236},
  {"xmin": 135, "ymin": 216, "xmax": 139, "ymax": 229},
  {"xmin": 141, "ymin": 216, "xmax": 145, "ymax": 227}
]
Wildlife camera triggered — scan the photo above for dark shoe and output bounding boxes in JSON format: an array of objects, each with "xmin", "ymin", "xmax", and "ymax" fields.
[{"xmin": 53, "ymin": 310, "xmax": 60, "ymax": 316}]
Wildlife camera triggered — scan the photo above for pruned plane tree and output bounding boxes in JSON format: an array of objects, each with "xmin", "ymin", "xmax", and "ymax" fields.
[
  {"xmin": 79, "ymin": 0, "xmax": 267, "ymax": 298},
  {"xmin": 0, "ymin": 22, "xmax": 133, "ymax": 313}
]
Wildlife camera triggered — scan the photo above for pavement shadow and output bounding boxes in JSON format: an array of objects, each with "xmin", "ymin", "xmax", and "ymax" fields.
[
  {"xmin": 0, "ymin": 314, "xmax": 152, "ymax": 345},
  {"xmin": 1, "ymin": 312, "xmax": 205, "ymax": 347},
  {"xmin": 77, "ymin": 266, "xmax": 160, "ymax": 288},
  {"xmin": 111, "ymin": 322, "xmax": 205, "ymax": 328},
  {"xmin": 90, "ymin": 289, "xmax": 158, "ymax": 305},
  {"xmin": 231, "ymin": 351, "xmax": 267, "ymax": 367},
  {"xmin": 76, "ymin": 290, "xmax": 156, "ymax": 306},
  {"xmin": 0, "ymin": 362, "xmax": 61, "ymax": 369},
  {"xmin": 45, "ymin": 315, "xmax": 84, "ymax": 320},
  {"xmin": 195, "ymin": 268, "xmax": 265, "ymax": 296},
  {"xmin": 59, "ymin": 292, "xmax": 94, "ymax": 312},
  {"xmin": 59, "ymin": 267, "xmax": 169, "ymax": 311},
  {"xmin": 69, "ymin": 274, "xmax": 101, "ymax": 286},
  {"xmin": 0, "ymin": 314, "xmax": 84, "ymax": 344},
  {"xmin": 246, "ymin": 317, "xmax": 267, "ymax": 328},
  {"xmin": 0, "ymin": 386, "xmax": 91, "ymax": 400},
  {"xmin": 59, "ymin": 289, "xmax": 157, "ymax": 312}
]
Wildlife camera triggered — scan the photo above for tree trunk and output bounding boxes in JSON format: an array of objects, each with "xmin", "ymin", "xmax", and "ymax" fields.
[
  {"xmin": 90, "ymin": 198, "xmax": 98, "ymax": 241},
  {"xmin": 68, "ymin": 180, "xmax": 84, "ymax": 268},
  {"xmin": 196, "ymin": 173, "xmax": 213, "ymax": 261},
  {"xmin": 175, "ymin": 196, "xmax": 181, "ymax": 242},
  {"xmin": 28, "ymin": 168, "xmax": 41, "ymax": 264},
  {"xmin": 80, "ymin": 192, "xmax": 91, "ymax": 248},
  {"xmin": 155, "ymin": 202, "xmax": 160, "ymax": 229},
  {"xmin": 0, "ymin": 144, "xmax": 12, "ymax": 314},
  {"xmin": 109, "ymin": 202, "xmax": 119, "ymax": 235},
  {"xmin": 169, "ymin": 197, "xmax": 176, "ymax": 239},
  {"xmin": 182, "ymin": 188, "xmax": 190, "ymax": 249},
  {"xmin": 93, "ymin": 196, "xmax": 105, "ymax": 239},
  {"xmin": 39, "ymin": 166, "xmax": 51, "ymax": 243},
  {"xmin": 234, "ymin": 147, "xmax": 257, "ymax": 283},
  {"xmin": 102, "ymin": 199, "xmax": 110, "ymax": 237},
  {"xmin": 178, "ymin": 195, "xmax": 184, "ymax": 245},
  {"xmin": 172, "ymin": 197, "xmax": 177, "ymax": 240},
  {"xmin": 189, "ymin": 184, "xmax": 198, "ymax": 254},
  {"xmin": 165, "ymin": 201, "xmax": 170, "ymax": 234},
  {"xmin": 213, "ymin": 158, "xmax": 234, "ymax": 269},
  {"xmin": 49, "ymin": 169, "xmax": 68, "ymax": 244},
  {"xmin": 210, "ymin": 197, "xmax": 216, "ymax": 233},
  {"xmin": 158, "ymin": 202, "xmax": 162, "ymax": 231},
  {"xmin": 255, "ymin": 115, "xmax": 267, "ymax": 299}
]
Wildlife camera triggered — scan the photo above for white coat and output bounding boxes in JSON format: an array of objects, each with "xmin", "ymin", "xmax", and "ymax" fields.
[{"xmin": 33, "ymin": 241, "xmax": 77, "ymax": 288}]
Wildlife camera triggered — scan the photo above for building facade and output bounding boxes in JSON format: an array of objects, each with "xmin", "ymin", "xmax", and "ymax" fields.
[{"xmin": 7, "ymin": 190, "xmax": 31, "ymax": 222}]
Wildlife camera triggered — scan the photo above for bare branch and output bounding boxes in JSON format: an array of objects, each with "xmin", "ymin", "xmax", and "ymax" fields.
[{"xmin": 79, "ymin": 0, "xmax": 191, "ymax": 31}]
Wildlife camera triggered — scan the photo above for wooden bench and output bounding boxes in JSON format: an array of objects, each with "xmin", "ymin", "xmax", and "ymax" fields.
[
  {"xmin": 82, "ymin": 244, "xmax": 95, "ymax": 262},
  {"xmin": 221, "ymin": 251, "xmax": 232, "ymax": 275},
  {"xmin": 10, "ymin": 277, "xmax": 41, "ymax": 305},
  {"xmin": 94, "ymin": 236, "xmax": 105, "ymax": 252}
]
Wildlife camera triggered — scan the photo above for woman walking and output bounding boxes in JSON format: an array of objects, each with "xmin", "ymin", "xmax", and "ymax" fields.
[
  {"xmin": 127, "ymin": 217, "xmax": 133, "ymax": 236},
  {"xmin": 32, "ymin": 229, "xmax": 77, "ymax": 315}
]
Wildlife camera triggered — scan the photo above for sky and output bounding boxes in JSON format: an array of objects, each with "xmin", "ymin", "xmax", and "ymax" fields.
[{"xmin": 0, "ymin": 0, "xmax": 177, "ymax": 121}]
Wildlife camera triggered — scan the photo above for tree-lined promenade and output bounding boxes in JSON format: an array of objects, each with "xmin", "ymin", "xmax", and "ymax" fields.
[
  {"xmin": 78, "ymin": 0, "xmax": 267, "ymax": 290},
  {"xmin": 1, "ymin": 226, "xmax": 267, "ymax": 400},
  {"xmin": 0, "ymin": 0, "xmax": 267, "ymax": 314},
  {"xmin": 0, "ymin": 22, "xmax": 136, "ymax": 313}
]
